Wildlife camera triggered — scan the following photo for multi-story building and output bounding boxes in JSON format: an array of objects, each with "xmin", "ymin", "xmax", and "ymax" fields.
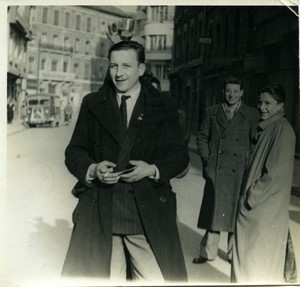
[
  {"xmin": 136, "ymin": 6, "xmax": 174, "ymax": 95},
  {"xmin": 27, "ymin": 6, "xmax": 129, "ymax": 110},
  {"xmin": 8, "ymin": 6, "xmax": 33, "ymax": 121},
  {"xmin": 169, "ymin": 6, "xmax": 299, "ymax": 152}
]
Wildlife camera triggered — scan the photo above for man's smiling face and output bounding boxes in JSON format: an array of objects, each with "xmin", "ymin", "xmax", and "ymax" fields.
[{"xmin": 109, "ymin": 49, "xmax": 145, "ymax": 94}]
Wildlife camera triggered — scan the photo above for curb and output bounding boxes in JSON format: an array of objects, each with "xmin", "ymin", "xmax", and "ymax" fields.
[{"xmin": 7, "ymin": 123, "xmax": 27, "ymax": 136}]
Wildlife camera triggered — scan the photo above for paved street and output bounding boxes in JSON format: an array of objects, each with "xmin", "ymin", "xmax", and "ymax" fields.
[{"xmin": 2, "ymin": 115, "xmax": 300, "ymax": 287}]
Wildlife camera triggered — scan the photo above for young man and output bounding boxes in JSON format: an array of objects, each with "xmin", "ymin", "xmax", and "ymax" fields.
[
  {"xmin": 193, "ymin": 76, "xmax": 259, "ymax": 264},
  {"xmin": 62, "ymin": 41, "xmax": 189, "ymax": 282}
]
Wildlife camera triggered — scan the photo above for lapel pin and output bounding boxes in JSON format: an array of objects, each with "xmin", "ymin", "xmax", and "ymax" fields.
[{"xmin": 137, "ymin": 113, "xmax": 144, "ymax": 121}]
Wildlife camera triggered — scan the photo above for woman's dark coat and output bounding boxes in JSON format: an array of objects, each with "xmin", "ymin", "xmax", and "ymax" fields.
[
  {"xmin": 196, "ymin": 103, "xmax": 259, "ymax": 232},
  {"xmin": 62, "ymin": 78, "xmax": 189, "ymax": 281}
]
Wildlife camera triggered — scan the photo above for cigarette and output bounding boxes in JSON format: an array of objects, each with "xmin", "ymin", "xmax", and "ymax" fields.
[{"xmin": 103, "ymin": 172, "xmax": 109, "ymax": 178}]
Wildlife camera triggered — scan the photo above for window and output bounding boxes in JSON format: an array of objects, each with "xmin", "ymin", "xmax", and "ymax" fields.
[
  {"xmin": 151, "ymin": 6, "xmax": 168, "ymax": 22},
  {"xmin": 76, "ymin": 15, "xmax": 81, "ymax": 31},
  {"xmin": 64, "ymin": 37, "xmax": 70, "ymax": 50},
  {"xmin": 51, "ymin": 60, "xmax": 58, "ymax": 71},
  {"xmin": 41, "ymin": 33, "xmax": 47, "ymax": 44},
  {"xmin": 75, "ymin": 38, "xmax": 80, "ymax": 53},
  {"xmin": 30, "ymin": 6, "xmax": 36, "ymax": 22},
  {"xmin": 65, "ymin": 12, "xmax": 70, "ymax": 28},
  {"xmin": 99, "ymin": 42, "xmax": 105, "ymax": 57},
  {"xmin": 42, "ymin": 7, "xmax": 48, "ymax": 24},
  {"xmin": 49, "ymin": 83, "xmax": 56, "ymax": 94},
  {"xmin": 151, "ymin": 7, "xmax": 158, "ymax": 21},
  {"xmin": 28, "ymin": 99, "xmax": 38, "ymax": 105},
  {"xmin": 84, "ymin": 63, "xmax": 90, "ymax": 79},
  {"xmin": 39, "ymin": 99, "xmax": 50, "ymax": 105},
  {"xmin": 155, "ymin": 65, "xmax": 162, "ymax": 81},
  {"xmin": 63, "ymin": 61, "xmax": 68, "ymax": 72},
  {"xmin": 41, "ymin": 58, "xmax": 46, "ymax": 70},
  {"xmin": 28, "ymin": 56, "xmax": 34, "ymax": 74},
  {"xmin": 150, "ymin": 35, "xmax": 166, "ymax": 50},
  {"xmin": 87, "ymin": 17, "xmax": 92, "ymax": 32},
  {"xmin": 53, "ymin": 35, "xmax": 58, "ymax": 47},
  {"xmin": 74, "ymin": 62, "xmax": 79, "ymax": 78},
  {"xmin": 85, "ymin": 40, "xmax": 91, "ymax": 55},
  {"xmin": 155, "ymin": 64, "xmax": 169, "ymax": 81},
  {"xmin": 54, "ymin": 10, "xmax": 59, "ymax": 26},
  {"xmin": 163, "ymin": 65, "xmax": 169, "ymax": 80}
]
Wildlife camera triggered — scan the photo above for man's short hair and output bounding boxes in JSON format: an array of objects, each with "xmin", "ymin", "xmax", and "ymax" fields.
[
  {"xmin": 257, "ymin": 83, "xmax": 285, "ymax": 103},
  {"xmin": 108, "ymin": 40, "xmax": 145, "ymax": 63},
  {"xmin": 223, "ymin": 76, "xmax": 243, "ymax": 90}
]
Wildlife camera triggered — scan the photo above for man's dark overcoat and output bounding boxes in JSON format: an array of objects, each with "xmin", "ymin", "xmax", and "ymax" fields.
[
  {"xmin": 62, "ymin": 78, "xmax": 189, "ymax": 281},
  {"xmin": 196, "ymin": 103, "xmax": 259, "ymax": 232}
]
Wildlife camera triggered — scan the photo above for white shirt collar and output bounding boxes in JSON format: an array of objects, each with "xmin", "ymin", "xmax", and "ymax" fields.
[{"xmin": 116, "ymin": 82, "xmax": 141, "ymax": 106}]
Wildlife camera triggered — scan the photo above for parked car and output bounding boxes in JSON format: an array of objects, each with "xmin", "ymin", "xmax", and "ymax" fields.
[{"xmin": 24, "ymin": 94, "xmax": 61, "ymax": 127}]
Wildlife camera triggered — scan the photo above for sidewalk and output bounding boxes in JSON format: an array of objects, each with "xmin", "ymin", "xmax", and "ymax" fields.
[
  {"xmin": 7, "ymin": 119, "xmax": 27, "ymax": 136},
  {"xmin": 188, "ymin": 135, "xmax": 300, "ymax": 197}
]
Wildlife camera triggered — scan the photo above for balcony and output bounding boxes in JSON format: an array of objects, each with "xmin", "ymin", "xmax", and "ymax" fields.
[
  {"xmin": 40, "ymin": 43, "xmax": 74, "ymax": 54},
  {"xmin": 145, "ymin": 49, "xmax": 172, "ymax": 61},
  {"xmin": 40, "ymin": 71, "xmax": 76, "ymax": 82}
]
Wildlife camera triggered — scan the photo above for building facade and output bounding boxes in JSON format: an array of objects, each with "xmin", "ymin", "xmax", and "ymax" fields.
[
  {"xmin": 27, "ymin": 6, "xmax": 129, "ymax": 110},
  {"xmin": 8, "ymin": 6, "xmax": 33, "ymax": 121},
  {"xmin": 169, "ymin": 6, "xmax": 299, "ymax": 151},
  {"xmin": 136, "ymin": 6, "xmax": 175, "ymax": 95}
]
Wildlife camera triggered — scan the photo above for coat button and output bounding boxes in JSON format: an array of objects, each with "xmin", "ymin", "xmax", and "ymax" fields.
[
  {"xmin": 234, "ymin": 153, "xmax": 237, "ymax": 156},
  {"xmin": 159, "ymin": 196, "xmax": 167, "ymax": 203},
  {"xmin": 218, "ymin": 150, "xmax": 222, "ymax": 154},
  {"xmin": 232, "ymin": 169, "xmax": 236, "ymax": 173}
]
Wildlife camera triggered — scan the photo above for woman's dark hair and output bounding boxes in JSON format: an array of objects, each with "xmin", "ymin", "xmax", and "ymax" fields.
[
  {"xmin": 223, "ymin": 76, "xmax": 243, "ymax": 90},
  {"xmin": 108, "ymin": 40, "xmax": 145, "ymax": 63},
  {"xmin": 258, "ymin": 83, "xmax": 285, "ymax": 103}
]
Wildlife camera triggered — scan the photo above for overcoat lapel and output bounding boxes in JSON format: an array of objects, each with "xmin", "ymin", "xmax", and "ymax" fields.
[
  {"xmin": 135, "ymin": 86, "xmax": 165, "ymax": 143},
  {"xmin": 89, "ymin": 82, "xmax": 166, "ymax": 146},
  {"xmin": 89, "ymin": 88, "xmax": 123, "ymax": 145},
  {"xmin": 215, "ymin": 105, "xmax": 228, "ymax": 133},
  {"xmin": 223, "ymin": 104, "xmax": 247, "ymax": 135}
]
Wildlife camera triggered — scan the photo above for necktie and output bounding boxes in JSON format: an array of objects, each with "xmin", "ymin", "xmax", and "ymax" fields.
[{"xmin": 120, "ymin": 95, "xmax": 130, "ymax": 128}]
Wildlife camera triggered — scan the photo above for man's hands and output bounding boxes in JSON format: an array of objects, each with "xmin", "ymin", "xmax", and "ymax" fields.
[
  {"xmin": 93, "ymin": 161, "xmax": 119, "ymax": 184},
  {"xmin": 120, "ymin": 160, "xmax": 156, "ymax": 183},
  {"xmin": 91, "ymin": 160, "xmax": 156, "ymax": 184}
]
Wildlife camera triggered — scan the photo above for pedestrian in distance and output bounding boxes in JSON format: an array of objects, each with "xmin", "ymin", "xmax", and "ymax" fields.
[
  {"xmin": 7, "ymin": 99, "xmax": 15, "ymax": 124},
  {"xmin": 231, "ymin": 83, "xmax": 296, "ymax": 283},
  {"xmin": 62, "ymin": 40, "xmax": 189, "ymax": 283},
  {"xmin": 193, "ymin": 76, "xmax": 259, "ymax": 264},
  {"xmin": 63, "ymin": 101, "xmax": 73, "ymax": 125}
]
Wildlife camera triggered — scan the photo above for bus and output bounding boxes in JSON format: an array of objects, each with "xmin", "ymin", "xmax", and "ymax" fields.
[{"xmin": 24, "ymin": 94, "xmax": 61, "ymax": 127}]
